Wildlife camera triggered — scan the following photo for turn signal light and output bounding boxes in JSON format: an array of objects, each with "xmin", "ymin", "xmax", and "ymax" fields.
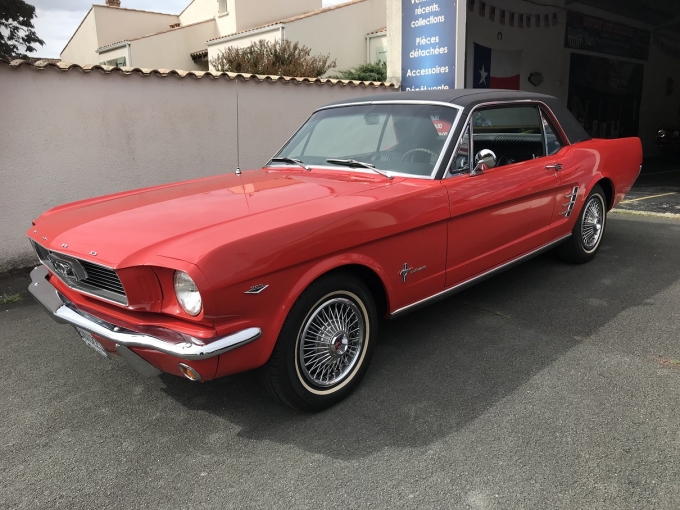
[{"xmin": 178, "ymin": 363, "xmax": 201, "ymax": 381}]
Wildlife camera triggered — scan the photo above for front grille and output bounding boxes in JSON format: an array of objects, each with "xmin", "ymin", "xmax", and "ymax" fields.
[
  {"xmin": 80, "ymin": 260, "xmax": 126, "ymax": 296},
  {"xmin": 31, "ymin": 241, "xmax": 128, "ymax": 306}
]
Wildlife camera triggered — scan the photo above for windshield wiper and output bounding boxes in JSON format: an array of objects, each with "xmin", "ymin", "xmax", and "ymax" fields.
[
  {"xmin": 326, "ymin": 159, "xmax": 393, "ymax": 180},
  {"xmin": 269, "ymin": 157, "xmax": 310, "ymax": 171}
]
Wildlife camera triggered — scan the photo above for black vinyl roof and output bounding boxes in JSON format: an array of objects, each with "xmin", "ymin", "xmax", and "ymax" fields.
[{"xmin": 325, "ymin": 89, "xmax": 591, "ymax": 144}]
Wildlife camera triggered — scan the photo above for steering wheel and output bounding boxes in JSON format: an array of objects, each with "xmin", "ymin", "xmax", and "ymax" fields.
[{"xmin": 400, "ymin": 148, "xmax": 438, "ymax": 162}]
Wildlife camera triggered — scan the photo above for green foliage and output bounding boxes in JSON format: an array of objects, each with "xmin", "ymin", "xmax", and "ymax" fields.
[
  {"xmin": 0, "ymin": 293, "xmax": 21, "ymax": 305},
  {"xmin": 332, "ymin": 61, "xmax": 387, "ymax": 82},
  {"xmin": 0, "ymin": 0, "xmax": 44, "ymax": 59},
  {"xmin": 210, "ymin": 39, "xmax": 336, "ymax": 77}
]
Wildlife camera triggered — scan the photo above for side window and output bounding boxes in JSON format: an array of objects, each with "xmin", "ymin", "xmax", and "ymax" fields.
[
  {"xmin": 541, "ymin": 110, "xmax": 564, "ymax": 156},
  {"xmin": 471, "ymin": 105, "xmax": 545, "ymax": 167}
]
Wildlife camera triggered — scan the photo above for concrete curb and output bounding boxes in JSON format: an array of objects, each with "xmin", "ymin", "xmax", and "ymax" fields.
[{"xmin": 611, "ymin": 208, "xmax": 680, "ymax": 220}]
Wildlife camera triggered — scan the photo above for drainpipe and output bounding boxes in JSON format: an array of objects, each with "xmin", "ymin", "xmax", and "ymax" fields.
[{"xmin": 125, "ymin": 42, "xmax": 131, "ymax": 67}]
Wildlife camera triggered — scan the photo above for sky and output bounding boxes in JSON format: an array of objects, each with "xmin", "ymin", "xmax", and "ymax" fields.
[{"xmin": 31, "ymin": 0, "xmax": 348, "ymax": 58}]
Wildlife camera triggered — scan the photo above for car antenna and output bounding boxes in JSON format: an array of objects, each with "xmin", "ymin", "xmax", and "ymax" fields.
[{"xmin": 235, "ymin": 90, "xmax": 242, "ymax": 176}]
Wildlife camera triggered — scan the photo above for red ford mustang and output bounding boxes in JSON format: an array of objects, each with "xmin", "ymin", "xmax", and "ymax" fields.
[{"xmin": 27, "ymin": 90, "xmax": 642, "ymax": 411}]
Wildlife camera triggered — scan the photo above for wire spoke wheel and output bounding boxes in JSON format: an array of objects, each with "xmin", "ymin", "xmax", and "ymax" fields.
[
  {"xmin": 581, "ymin": 195, "xmax": 604, "ymax": 251},
  {"xmin": 298, "ymin": 297, "xmax": 366, "ymax": 388}
]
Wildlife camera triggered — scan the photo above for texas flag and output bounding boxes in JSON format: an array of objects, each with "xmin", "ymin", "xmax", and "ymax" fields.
[{"xmin": 473, "ymin": 43, "xmax": 522, "ymax": 90}]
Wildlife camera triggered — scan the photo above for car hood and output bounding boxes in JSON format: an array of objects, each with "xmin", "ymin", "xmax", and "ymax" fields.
[{"xmin": 28, "ymin": 168, "xmax": 400, "ymax": 268}]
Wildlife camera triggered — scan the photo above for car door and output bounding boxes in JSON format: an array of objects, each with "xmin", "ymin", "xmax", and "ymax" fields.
[
  {"xmin": 442, "ymin": 104, "xmax": 563, "ymax": 287},
  {"xmin": 538, "ymin": 105, "xmax": 585, "ymax": 229}
]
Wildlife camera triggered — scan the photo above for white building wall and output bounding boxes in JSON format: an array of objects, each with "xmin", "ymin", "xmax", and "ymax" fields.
[
  {"xmin": 130, "ymin": 20, "xmax": 219, "ymax": 70},
  {"xmin": 93, "ymin": 6, "xmax": 180, "ymax": 48},
  {"xmin": 233, "ymin": 0, "xmax": 321, "ymax": 33},
  {"xmin": 179, "ymin": 0, "xmax": 218, "ymax": 26},
  {"xmin": 284, "ymin": 0, "xmax": 386, "ymax": 74},
  {"xmin": 215, "ymin": 0, "xmax": 238, "ymax": 37},
  {"xmin": 60, "ymin": 9, "xmax": 100, "ymax": 65}
]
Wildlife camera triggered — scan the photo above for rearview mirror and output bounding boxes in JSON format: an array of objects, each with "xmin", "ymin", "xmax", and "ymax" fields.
[
  {"xmin": 364, "ymin": 113, "xmax": 380, "ymax": 125},
  {"xmin": 471, "ymin": 149, "xmax": 497, "ymax": 176}
]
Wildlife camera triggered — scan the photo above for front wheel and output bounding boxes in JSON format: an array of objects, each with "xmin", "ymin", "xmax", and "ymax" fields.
[
  {"xmin": 258, "ymin": 272, "xmax": 377, "ymax": 412},
  {"xmin": 555, "ymin": 184, "xmax": 607, "ymax": 264}
]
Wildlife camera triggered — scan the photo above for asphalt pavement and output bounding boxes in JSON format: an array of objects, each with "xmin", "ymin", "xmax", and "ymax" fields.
[
  {"xmin": 1, "ymin": 214, "xmax": 680, "ymax": 509},
  {"xmin": 615, "ymin": 157, "xmax": 680, "ymax": 216}
]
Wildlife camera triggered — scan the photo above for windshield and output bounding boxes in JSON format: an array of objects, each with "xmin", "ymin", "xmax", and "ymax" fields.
[{"xmin": 273, "ymin": 103, "xmax": 460, "ymax": 177}]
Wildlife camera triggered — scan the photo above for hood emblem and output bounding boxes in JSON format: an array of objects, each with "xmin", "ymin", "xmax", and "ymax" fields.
[
  {"xmin": 48, "ymin": 256, "xmax": 79, "ymax": 281},
  {"xmin": 400, "ymin": 263, "xmax": 426, "ymax": 283},
  {"xmin": 245, "ymin": 284, "xmax": 269, "ymax": 294}
]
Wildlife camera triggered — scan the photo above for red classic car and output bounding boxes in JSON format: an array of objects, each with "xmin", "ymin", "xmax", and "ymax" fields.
[{"xmin": 27, "ymin": 90, "xmax": 642, "ymax": 411}]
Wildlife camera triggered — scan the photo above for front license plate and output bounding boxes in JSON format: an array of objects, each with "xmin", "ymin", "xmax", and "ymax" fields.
[{"xmin": 75, "ymin": 327, "xmax": 110, "ymax": 359}]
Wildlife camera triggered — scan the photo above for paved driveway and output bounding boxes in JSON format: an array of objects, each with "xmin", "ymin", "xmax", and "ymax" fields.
[
  {"xmin": 1, "ymin": 215, "xmax": 679, "ymax": 509},
  {"xmin": 616, "ymin": 157, "xmax": 680, "ymax": 215}
]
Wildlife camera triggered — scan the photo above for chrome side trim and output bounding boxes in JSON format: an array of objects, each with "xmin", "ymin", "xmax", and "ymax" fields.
[
  {"xmin": 316, "ymin": 100, "xmax": 465, "ymax": 112},
  {"xmin": 29, "ymin": 266, "xmax": 262, "ymax": 361},
  {"xmin": 560, "ymin": 187, "xmax": 579, "ymax": 218},
  {"xmin": 390, "ymin": 234, "xmax": 571, "ymax": 319}
]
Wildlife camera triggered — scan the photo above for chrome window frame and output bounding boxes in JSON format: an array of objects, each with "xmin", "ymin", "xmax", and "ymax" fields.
[
  {"xmin": 538, "ymin": 105, "xmax": 567, "ymax": 157},
  {"xmin": 270, "ymin": 100, "xmax": 465, "ymax": 180},
  {"xmin": 444, "ymin": 99, "xmax": 571, "ymax": 179}
]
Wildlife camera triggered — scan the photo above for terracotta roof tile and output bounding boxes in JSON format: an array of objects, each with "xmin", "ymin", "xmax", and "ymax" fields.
[
  {"xmin": 1, "ymin": 58, "xmax": 396, "ymax": 88},
  {"xmin": 367, "ymin": 27, "xmax": 387, "ymax": 35}
]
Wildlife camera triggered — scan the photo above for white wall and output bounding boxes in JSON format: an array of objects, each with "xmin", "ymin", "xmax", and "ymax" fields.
[
  {"xmin": 130, "ymin": 20, "xmax": 219, "ymax": 70},
  {"xmin": 233, "ymin": 0, "xmax": 321, "ymax": 33},
  {"xmin": 285, "ymin": 0, "xmax": 386, "ymax": 74},
  {"xmin": 215, "ymin": 0, "xmax": 238, "ymax": 38},
  {"xmin": 0, "ymin": 62, "xmax": 396, "ymax": 271},
  {"xmin": 60, "ymin": 9, "xmax": 99, "ymax": 65},
  {"xmin": 93, "ymin": 6, "xmax": 180, "ymax": 48},
  {"xmin": 179, "ymin": 0, "xmax": 218, "ymax": 26}
]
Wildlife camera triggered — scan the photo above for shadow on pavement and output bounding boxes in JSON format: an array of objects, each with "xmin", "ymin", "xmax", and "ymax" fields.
[{"xmin": 159, "ymin": 216, "xmax": 680, "ymax": 461}]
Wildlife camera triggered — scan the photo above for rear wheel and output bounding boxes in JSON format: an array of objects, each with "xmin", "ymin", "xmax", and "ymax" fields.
[
  {"xmin": 555, "ymin": 184, "xmax": 607, "ymax": 264},
  {"xmin": 258, "ymin": 272, "xmax": 377, "ymax": 412}
]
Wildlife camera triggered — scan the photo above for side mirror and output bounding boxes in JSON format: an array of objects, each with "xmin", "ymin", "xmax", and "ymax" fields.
[{"xmin": 471, "ymin": 149, "xmax": 497, "ymax": 176}]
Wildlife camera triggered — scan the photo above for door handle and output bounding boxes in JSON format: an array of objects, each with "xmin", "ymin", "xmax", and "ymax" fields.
[{"xmin": 545, "ymin": 163, "xmax": 563, "ymax": 171}]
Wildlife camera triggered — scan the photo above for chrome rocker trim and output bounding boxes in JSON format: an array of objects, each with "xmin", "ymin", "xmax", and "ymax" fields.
[
  {"xmin": 390, "ymin": 234, "xmax": 572, "ymax": 319},
  {"xmin": 29, "ymin": 265, "xmax": 262, "ymax": 361}
]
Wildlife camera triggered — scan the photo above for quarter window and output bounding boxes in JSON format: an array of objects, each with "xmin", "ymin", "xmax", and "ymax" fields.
[{"xmin": 541, "ymin": 110, "xmax": 564, "ymax": 156}]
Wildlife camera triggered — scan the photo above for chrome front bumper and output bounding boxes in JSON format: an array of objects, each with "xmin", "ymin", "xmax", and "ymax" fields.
[{"xmin": 29, "ymin": 265, "xmax": 262, "ymax": 361}]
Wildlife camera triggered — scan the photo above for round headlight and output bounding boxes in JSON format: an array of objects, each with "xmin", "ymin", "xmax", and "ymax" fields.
[
  {"xmin": 174, "ymin": 271, "xmax": 202, "ymax": 316},
  {"xmin": 658, "ymin": 129, "xmax": 667, "ymax": 138}
]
